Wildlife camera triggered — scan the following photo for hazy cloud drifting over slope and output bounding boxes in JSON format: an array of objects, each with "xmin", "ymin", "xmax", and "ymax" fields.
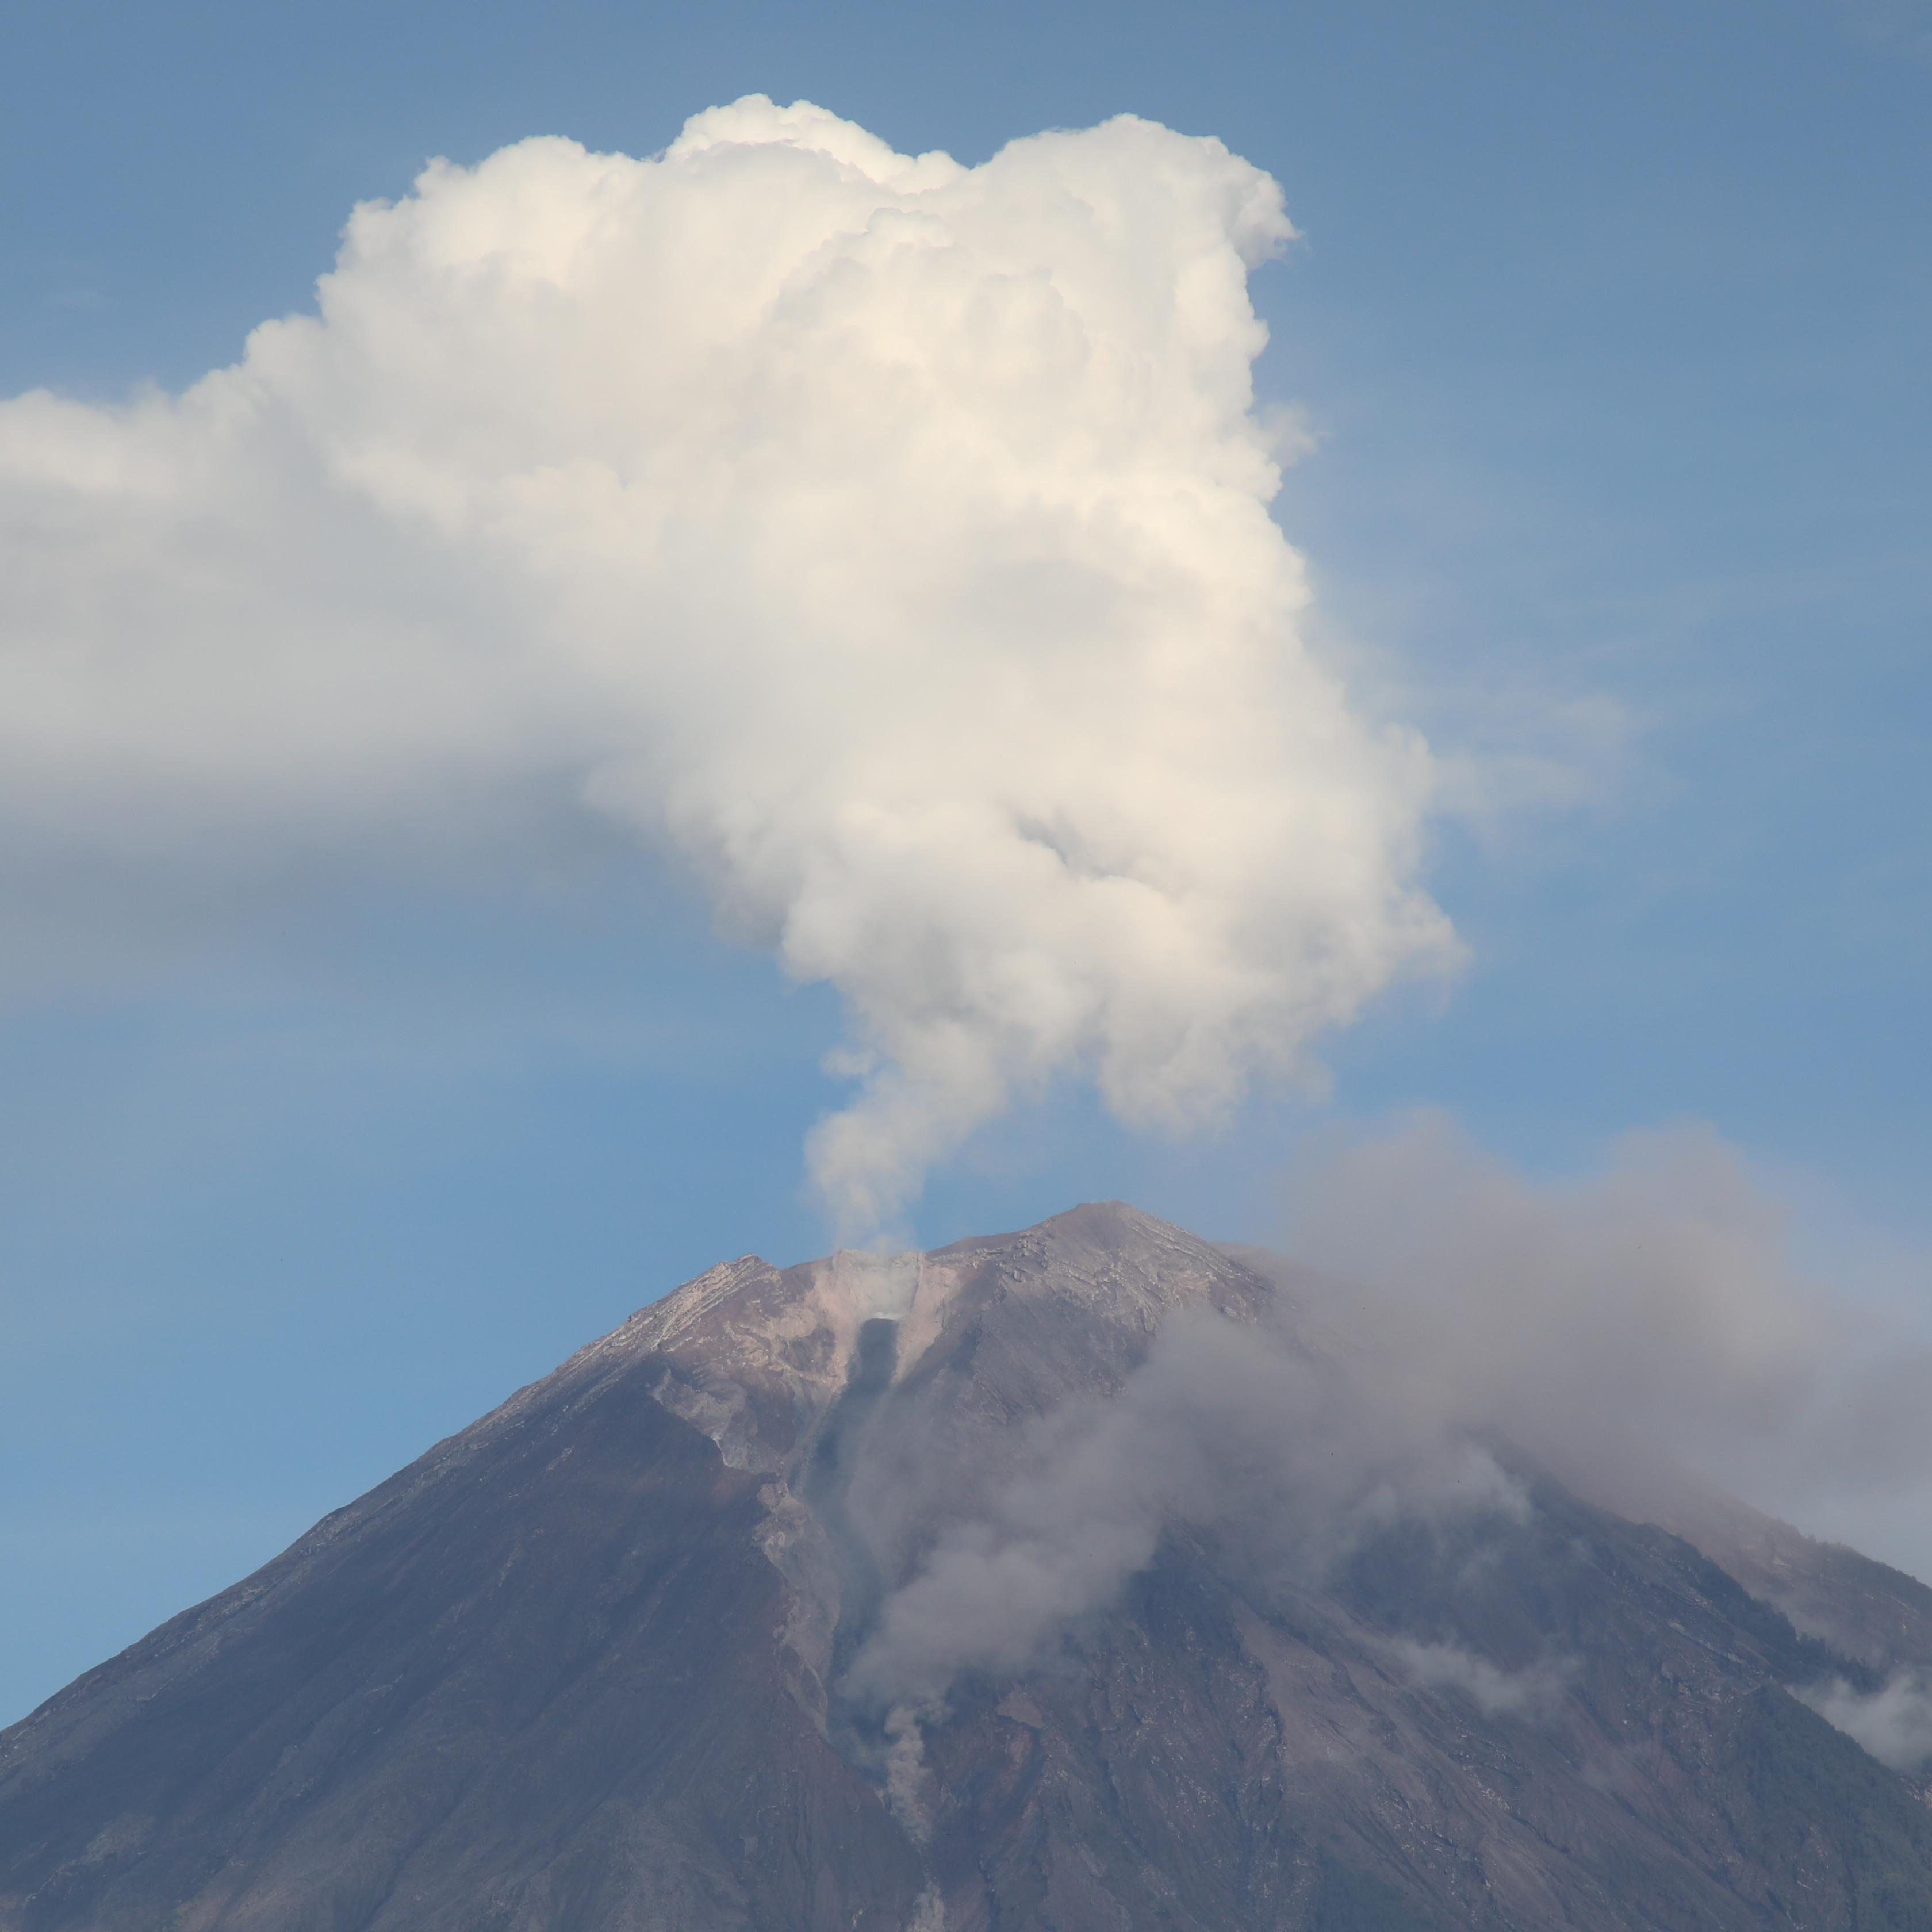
[
  {"xmin": 0, "ymin": 97, "xmax": 1455, "ymax": 1232},
  {"xmin": 845, "ymin": 1304, "xmax": 1534, "ymax": 1717},
  {"xmin": 1391, "ymin": 1640, "xmax": 1577, "ymax": 1721},
  {"xmin": 1274, "ymin": 1110, "xmax": 1932, "ymax": 1525},
  {"xmin": 1797, "ymin": 1673, "xmax": 1932, "ymax": 1772},
  {"xmin": 841, "ymin": 1118, "xmax": 1932, "ymax": 1726}
]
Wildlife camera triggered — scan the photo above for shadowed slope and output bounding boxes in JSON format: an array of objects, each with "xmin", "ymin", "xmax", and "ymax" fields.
[{"xmin": 3, "ymin": 1204, "xmax": 1930, "ymax": 1931}]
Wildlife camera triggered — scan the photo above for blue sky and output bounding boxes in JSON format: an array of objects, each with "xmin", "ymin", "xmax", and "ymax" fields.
[{"xmin": 2, "ymin": 0, "xmax": 1929, "ymax": 1725}]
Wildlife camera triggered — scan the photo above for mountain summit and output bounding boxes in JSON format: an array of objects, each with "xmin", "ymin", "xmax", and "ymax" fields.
[{"xmin": 5, "ymin": 1203, "xmax": 1932, "ymax": 1931}]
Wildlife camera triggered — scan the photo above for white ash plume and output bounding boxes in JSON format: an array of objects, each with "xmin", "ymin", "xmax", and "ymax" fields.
[{"xmin": 0, "ymin": 97, "xmax": 1455, "ymax": 1234}]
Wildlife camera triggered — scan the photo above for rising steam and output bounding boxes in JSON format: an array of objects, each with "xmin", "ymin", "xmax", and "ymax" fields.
[{"xmin": 0, "ymin": 98, "xmax": 1454, "ymax": 1231}]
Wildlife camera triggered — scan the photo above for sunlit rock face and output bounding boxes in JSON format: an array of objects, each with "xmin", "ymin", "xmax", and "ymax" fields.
[{"xmin": 4, "ymin": 1203, "xmax": 1932, "ymax": 1931}]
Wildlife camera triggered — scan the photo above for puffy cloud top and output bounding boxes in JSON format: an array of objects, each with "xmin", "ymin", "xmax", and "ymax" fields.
[{"xmin": 0, "ymin": 98, "xmax": 1454, "ymax": 1229}]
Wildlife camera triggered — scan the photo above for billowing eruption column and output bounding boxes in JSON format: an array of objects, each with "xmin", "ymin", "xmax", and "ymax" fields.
[{"xmin": 0, "ymin": 98, "xmax": 1455, "ymax": 1230}]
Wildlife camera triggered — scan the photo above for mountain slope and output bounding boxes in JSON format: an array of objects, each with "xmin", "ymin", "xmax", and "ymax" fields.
[{"xmin": 2, "ymin": 1202, "xmax": 1930, "ymax": 1931}]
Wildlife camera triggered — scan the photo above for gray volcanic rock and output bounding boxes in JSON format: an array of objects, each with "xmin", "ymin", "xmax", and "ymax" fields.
[{"xmin": 3, "ymin": 1202, "xmax": 1931, "ymax": 1931}]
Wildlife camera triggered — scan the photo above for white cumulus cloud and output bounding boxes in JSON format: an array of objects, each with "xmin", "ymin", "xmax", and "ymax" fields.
[{"xmin": 0, "ymin": 97, "xmax": 1455, "ymax": 1230}]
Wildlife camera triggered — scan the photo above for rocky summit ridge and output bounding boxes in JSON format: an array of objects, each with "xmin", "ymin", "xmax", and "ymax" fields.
[{"xmin": 4, "ymin": 1202, "xmax": 1932, "ymax": 1931}]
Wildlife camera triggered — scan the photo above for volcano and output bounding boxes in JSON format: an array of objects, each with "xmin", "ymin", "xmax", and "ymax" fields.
[{"xmin": 5, "ymin": 1203, "xmax": 1932, "ymax": 1931}]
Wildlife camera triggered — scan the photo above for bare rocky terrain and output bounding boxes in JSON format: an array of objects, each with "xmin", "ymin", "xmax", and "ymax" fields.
[{"xmin": 3, "ymin": 1202, "xmax": 1931, "ymax": 1931}]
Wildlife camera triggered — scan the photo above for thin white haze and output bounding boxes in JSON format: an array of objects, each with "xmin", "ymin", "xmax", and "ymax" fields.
[
  {"xmin": 1797, "ymin": 1673, "xmax": 1932, "ymax": 1773},
  {"xmin": 0, "ymin": 97, "xmax": 1455, "ymax": 1233}
]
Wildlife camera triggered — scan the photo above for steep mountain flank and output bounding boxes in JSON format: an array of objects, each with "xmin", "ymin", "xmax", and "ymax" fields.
[{"xmin": 2, "ymin": 1203, "xmax": 1929, "ymax": 1931}]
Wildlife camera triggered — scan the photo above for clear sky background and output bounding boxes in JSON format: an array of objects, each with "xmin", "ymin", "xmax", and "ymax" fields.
[{"xmin": 2, "ymin": 0, "xmax": 1928, "ymax": 1725}]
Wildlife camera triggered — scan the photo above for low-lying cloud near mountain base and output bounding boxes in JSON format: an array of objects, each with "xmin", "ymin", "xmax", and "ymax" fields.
[{"xmin": 0, "ymin": 97, "xmax": 1455, "ymax": 1232}]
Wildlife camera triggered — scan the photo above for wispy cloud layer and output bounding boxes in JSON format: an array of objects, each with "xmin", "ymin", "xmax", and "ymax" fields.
[
  {"xmin": 1392, "ymin": 1639, "xmax": 1577, "ymax": 1720},
  {"xmin": 0, "ymin": 98, "xmax": 1454, "ymax": 1230},
  {"xmin": 1797, "ymin": 1671, "xmax": 1932, "ymax": 1772}
]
